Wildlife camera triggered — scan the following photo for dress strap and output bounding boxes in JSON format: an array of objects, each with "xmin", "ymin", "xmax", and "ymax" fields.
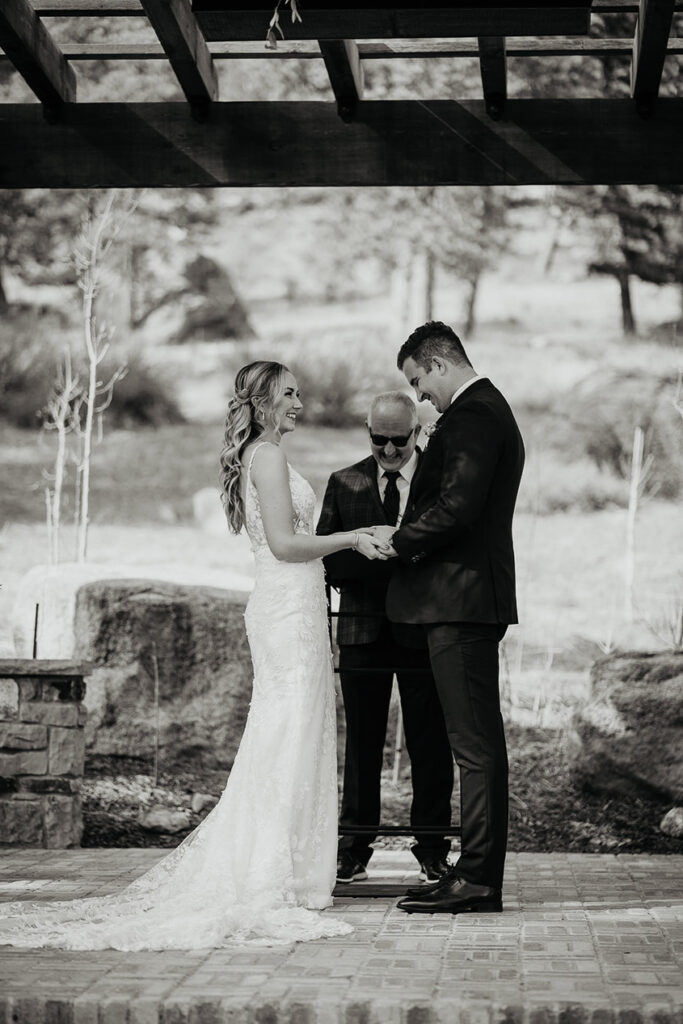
[{"xmin": 246, "ymin": 441, "xmax": 276, "ymax": 482}]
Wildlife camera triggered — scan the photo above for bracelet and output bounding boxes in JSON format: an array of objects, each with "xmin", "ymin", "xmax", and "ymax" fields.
[{"xmin": 352, "ymin": 532, "xmax": 359, "ymax": 550}]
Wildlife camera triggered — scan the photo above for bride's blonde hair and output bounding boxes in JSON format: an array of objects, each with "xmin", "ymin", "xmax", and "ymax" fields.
[{"xmin": 219, "ymin": 360, "xmax": 291, "ymax": 533}]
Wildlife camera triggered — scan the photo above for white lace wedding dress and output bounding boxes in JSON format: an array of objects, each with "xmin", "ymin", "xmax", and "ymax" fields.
[{"xmin": 0, "ymin": 445, "xmax": 352, "ymax": 950}]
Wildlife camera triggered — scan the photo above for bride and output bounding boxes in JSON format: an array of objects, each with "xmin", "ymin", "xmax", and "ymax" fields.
[{"xmin": 0, "ymin": 360, "xmax": 388, "ymax": 951}]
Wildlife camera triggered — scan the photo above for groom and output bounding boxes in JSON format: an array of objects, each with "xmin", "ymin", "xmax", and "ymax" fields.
[{"xmin": 375, "ymin": 321, "xmax": 525, "ymax": 914}]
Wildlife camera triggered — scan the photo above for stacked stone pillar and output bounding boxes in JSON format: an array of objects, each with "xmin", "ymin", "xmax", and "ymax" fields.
[{"xmin": 0, "ymin": 660, "xmax": 90, "ymax": 848}]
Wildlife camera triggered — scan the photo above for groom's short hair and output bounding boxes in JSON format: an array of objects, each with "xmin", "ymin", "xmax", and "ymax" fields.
[{"xmin": 397, "ymin": 321, "xmax": 471, "ymax": 371}]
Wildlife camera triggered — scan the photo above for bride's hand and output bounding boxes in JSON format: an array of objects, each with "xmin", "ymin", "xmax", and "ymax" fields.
[
  {"xmin": 356, "ymin": 533, "xmax": 391, "ymax": 560},
  {"xmin": 367, "ymin": 524, "xmax": 397, "ymax": 545}
]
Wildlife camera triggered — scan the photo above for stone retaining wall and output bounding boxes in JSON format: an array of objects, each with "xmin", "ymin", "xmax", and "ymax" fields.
[{"xmin": 0, "ymin": 660, "xmax": 90, "ymax": 848}]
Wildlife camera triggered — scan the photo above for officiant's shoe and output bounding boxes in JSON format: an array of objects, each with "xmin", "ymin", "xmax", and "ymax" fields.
[
  {"xmin": 398, "ymin": 876, "xmax": 502, "ymax": 915},
  {"xmin": 336, "ymin": 853, "xmax": 368, "ymax": 884},
  {"xmin": 418, "ymin": 856, "xmax": 453, "ymax": 882},
  {"xmin": 405, "ymin": 862, "xmax": 458, "ymax": 898}
]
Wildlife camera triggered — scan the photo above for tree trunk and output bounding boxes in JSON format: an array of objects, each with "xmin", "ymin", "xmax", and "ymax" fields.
[
  {"xmin": 423, "ymin": 249, "xmax": 435, "ymax": 322},
  {"xmin": 0, "ymin": 268, "xmax": 8, "ymax": 312},
  {"xmin": 618, "ymin": 271, "xmax": 636, "ymax": 336},
  {"xmin": 464, "ymin": 272, "xmax": 481, "ymax": 336}
]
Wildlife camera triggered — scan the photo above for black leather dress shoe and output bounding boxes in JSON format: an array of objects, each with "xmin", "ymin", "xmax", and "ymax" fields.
[
  {"xmin": 398, "ymin": 875, "xmax": 502, "ymax": 915},
  {"xmin": 405, "ymin": 862, "xmax": 458, "ymax": 898},
  {"xmin": 418, "ymin": 856, "xmax": 452, "ymax": 882}
]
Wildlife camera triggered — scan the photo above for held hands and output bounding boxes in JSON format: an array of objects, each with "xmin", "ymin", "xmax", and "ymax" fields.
[
  {"xmin": 355, "ymin": 531, "xmax": 392, "ymax": 560},
  {"xmin": 369, "ymin": 525, "xmax": 397, "ymax": 546},
  {"xmin": 354, "ymin": 525, "xmax": 398, "ymax": 560}
]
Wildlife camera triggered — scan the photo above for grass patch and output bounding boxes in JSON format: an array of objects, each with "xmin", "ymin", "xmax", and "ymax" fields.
[{"xmin": 0, "ymin": 423, "xmax": 369, "ymax": 524}]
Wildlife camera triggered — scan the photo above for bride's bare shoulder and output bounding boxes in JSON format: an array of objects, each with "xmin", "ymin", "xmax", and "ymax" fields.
[{"xmin": 240, "ymin": 439, "xmax": 286, "ymax": 474}]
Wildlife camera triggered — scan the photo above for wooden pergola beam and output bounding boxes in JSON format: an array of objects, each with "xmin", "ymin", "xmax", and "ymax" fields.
[
  {"xmin": 631, "ymin": 0, "xmax": 676, "ymax": 114},
  {"xmin": 193, "ymin": 6, "xmax": 593, "ymax": 41},
  {"xmin": 478, "ymin": 37, "xmax": 507, "ymax": 120},
  {"xmin": 4, "ymin": 37, "xmax": 682, "ymax": 61},
  {"xmin": 0, "ymin": 0, "xmax": 76, "ymax": 110},
  {"xmin": 140, "ymin": 0, "xmax": 218, "ymax": 106},
  {"xmin": 28, "ymin": 0, "xmax": 683, "ymax": 13},
  {"xmin": 0, "ymin": 98, "xmax": 681, "ymax": 188},
  {"xmin": 318, "ymin": 40, "xmax": 364, "ymax": 122}
]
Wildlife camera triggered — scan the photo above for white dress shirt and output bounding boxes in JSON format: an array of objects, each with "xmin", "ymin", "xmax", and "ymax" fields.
[
  {"xmin": 376, "ymin": 450, "xmax": 419, "ymax": 525},
  {"xmin": 449, "ymin": 374, "xmax": 486, "ymax": 405}
]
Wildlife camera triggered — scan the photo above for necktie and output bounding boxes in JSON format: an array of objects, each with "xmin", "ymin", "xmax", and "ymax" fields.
[{"xmin": 382, "ymin": 471, "xmax": 401, "ymax": 526}]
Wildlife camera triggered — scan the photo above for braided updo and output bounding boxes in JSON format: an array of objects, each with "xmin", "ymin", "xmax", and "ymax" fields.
[{"xmin": 219, "ymin": 360, "xmax": 291, "ymax": 533}]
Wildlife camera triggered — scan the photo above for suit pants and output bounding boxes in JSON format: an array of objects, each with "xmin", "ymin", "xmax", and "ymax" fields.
[
  {"xmin": 338, "ymin": 621, "xmax": 454, "ymax": 866},
  {"xmin": 426, "ymin": 622, "xmax": 508, "ymax": 890}
]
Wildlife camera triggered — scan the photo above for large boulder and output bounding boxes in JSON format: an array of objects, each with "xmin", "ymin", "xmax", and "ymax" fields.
[
  {"xmin": 13, "ymin": 563, "xmax": 128, "ymax": 659},
  {"xmin": 568, "ymin": 651, "xmax": 683, "ymax": 802},
  {"xmin": 12, "ymin": 562, "xmax": 253, "ymax": 659},
  {"xmin": 73, "ymin": 579, "xmax": 253, "ymax": 769},
  {"xmin": 173, "ymin": 255, "xmax": 254, "ymax": 343}
]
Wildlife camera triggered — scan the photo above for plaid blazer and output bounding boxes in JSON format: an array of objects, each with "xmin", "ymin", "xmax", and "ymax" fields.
[{"xmin": 317, "ymin": 453, "xmax": 423, "ymax": 646}]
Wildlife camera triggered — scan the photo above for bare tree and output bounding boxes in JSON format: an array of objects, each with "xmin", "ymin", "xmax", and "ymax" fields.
[
  {"xmin": 72, "ymin": 193, "xmax": 131, "ymax": 562},
  {"xmin": 43, "ymin": 350, "xmax": 82, "ymax": 564},
  {"xmin": 624, "ymin": 426, "xmax": 655, "ymax": 622}
]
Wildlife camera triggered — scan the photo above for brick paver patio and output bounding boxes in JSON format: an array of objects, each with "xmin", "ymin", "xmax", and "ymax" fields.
[{"xmin": 1, "ymin": 848, "xmax": 682, "ymax": 1023}]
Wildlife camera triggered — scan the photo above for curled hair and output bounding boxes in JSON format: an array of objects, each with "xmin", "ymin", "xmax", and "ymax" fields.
[
  {"xmin": 219, "ymin": 360, "xmax": 290, "ymax": 533},
  {"xmin": 397, "ymin": 320, "xmax": 471, "ymax": 371}
]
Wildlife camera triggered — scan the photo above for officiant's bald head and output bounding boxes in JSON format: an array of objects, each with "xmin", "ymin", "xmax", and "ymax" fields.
[{"xmin": 366, "ymin": 391, "xmax": 420, "ymax": 472}]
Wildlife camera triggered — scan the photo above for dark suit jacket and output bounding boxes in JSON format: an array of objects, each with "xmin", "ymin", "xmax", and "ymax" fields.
[
  {"xmin": 387, "ymin": 378, "xmax": 525, "ymax": 626},
  {"xmin": 317, "ymin": 453, "xmax": 424, "ymax": 646}
]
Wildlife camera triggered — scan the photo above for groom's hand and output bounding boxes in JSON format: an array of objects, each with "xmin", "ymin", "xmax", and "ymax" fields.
[{"xmin": 369, "ymin": 525, "xmax": 397, "ymax": 545}]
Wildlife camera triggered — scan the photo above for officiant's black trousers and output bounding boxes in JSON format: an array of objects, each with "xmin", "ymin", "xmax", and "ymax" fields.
[
  {"xmin": 427, "ymin": 622, "xmax": 509, "ymax": 891},
  {"xmin": 338, "ymin": 622, "xmax": 454, "ymax": 866}
]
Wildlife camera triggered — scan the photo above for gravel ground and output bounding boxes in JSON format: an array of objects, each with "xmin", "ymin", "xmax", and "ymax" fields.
[{"xmin": 81, "ymin": 725, "xmax": 683, "ymax": 855}]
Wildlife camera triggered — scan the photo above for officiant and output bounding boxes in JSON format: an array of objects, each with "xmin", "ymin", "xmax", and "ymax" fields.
[{"xmin": 317, "ymin": 391, "xmax": 454, "ymax": 885}]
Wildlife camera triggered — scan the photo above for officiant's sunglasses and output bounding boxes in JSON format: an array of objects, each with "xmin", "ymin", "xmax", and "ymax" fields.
[{"xmin": 367, "ymin": 425, "xmax": 417, "ymax": 448}]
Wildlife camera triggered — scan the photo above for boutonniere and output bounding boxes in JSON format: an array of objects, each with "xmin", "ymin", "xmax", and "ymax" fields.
[{"xmin": 421, "ymin": 419, "xmax": 440, "ymax": 448}]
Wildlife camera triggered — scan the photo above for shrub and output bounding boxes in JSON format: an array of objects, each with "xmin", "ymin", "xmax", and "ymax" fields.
[
  {"xmin": 568, "ymin": 369, "xmax": 683, "ymax": 499},
  {"xmin": 288, "ymin": 358, "xmax": 365, "ymax": 428},
  {"xmin": 101, "ymin": 352, "xmax": 185, "ymax": 428},
  {"xmin": 0, "ymin": 312, "xmax": 61, "ymax": 428},
  {"xmin": 0, "ymin": 314, "xmax": 184, "ymax": 430},
  {"xmin": 517, "ymin": 452, "xmax": 629, "ymax": 514},
  {"xmin": 285, "ymin": 327, "xmax": 405, "ymax": 428}
]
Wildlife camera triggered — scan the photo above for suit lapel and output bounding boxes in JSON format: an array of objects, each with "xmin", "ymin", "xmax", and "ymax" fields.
[{"xmin": 421, "ymin": 377, "xmax": 491, "ymax": 445}]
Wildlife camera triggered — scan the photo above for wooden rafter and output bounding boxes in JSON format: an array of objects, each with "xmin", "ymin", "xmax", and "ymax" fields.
[
  {"xmin": 478, "ymin": 37, "xmax": 507, "ymax": 120},
  {"xmin": 27, "ymin": 0, "xmax": 683, "ymax": 12},
  {"xmin": 318, "ymin": 40, "xmax": 364, "ymax": 122},
  {"xmin": 0, "ymin": 99, "xmax": 681, "ymax": 189},
  {"xmin": 3, "ymin": 38, "xmax": 682, "ymax": 62},
  {"xmin": 631, "ymin": 0, "xmax": 676, "ymax": 114},
  {"xmin": 139, "ymin": 0, "xmax": 218, "ymax": 106},
  {"xmin": 0, "ymin": 0, "xmax": 76, "ymax": 109},
  {"xmin": 192, "ymin": 6, "xmax": 593, "ymax": 42}
]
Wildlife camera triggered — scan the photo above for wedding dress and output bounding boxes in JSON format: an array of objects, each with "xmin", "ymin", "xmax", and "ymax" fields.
[{"xmin": 0, "ymin": 444, "xmax": 352, "ymax": 950}]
